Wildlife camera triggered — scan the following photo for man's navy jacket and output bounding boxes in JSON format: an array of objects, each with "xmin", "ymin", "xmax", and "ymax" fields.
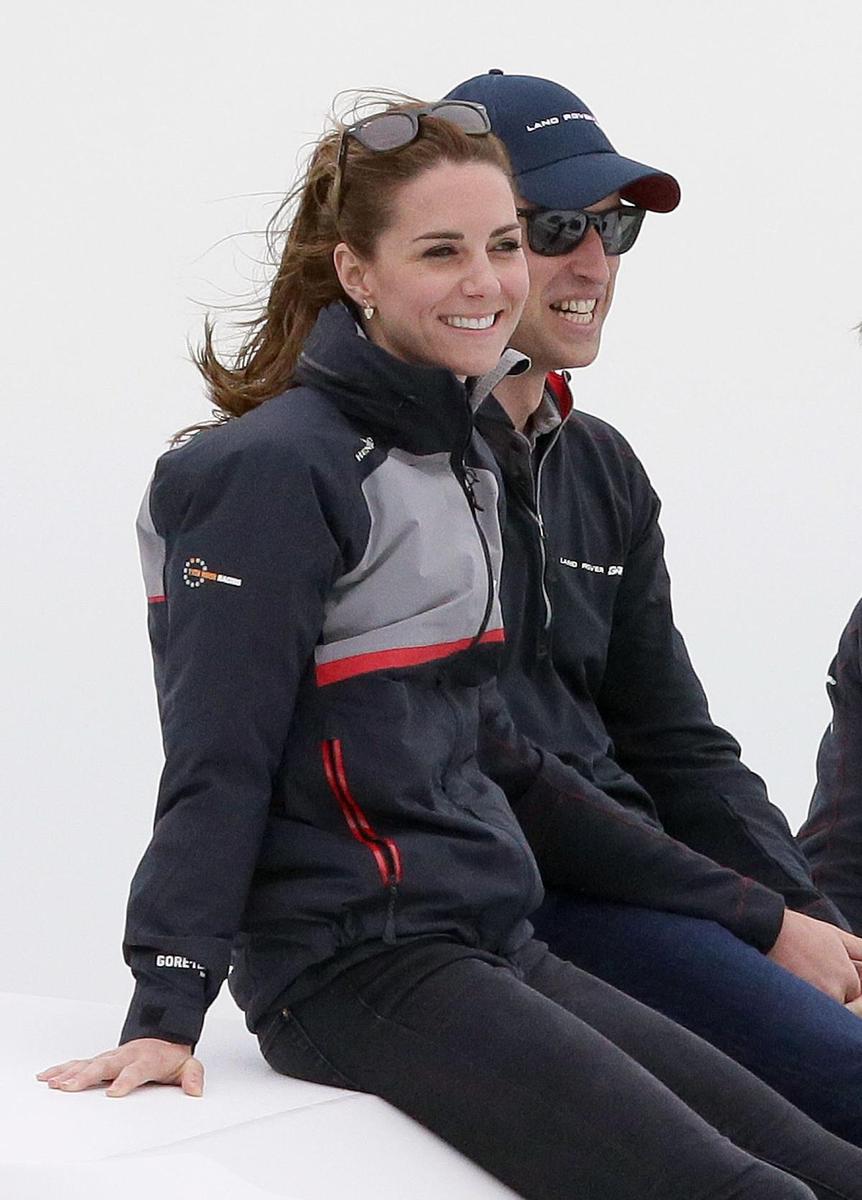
[{"xmin": 477, "ymin": 373, "xmax": 846, "ymax": 930}]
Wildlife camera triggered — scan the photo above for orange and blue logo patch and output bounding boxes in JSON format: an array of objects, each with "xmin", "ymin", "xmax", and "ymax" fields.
[{"xmin": 182, "ymin": 556, "xmax": 243, "ymax": 589}]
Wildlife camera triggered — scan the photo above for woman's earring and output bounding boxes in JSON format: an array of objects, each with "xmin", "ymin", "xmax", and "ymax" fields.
[{"xmin": 362, "ymin": 303, "xmax": 375, "ymax": 320}]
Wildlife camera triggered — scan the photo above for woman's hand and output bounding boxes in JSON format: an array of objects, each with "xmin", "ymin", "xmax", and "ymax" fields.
[{"xmin": 36, "ymin": 1038, "xmax": 204, "ymax": 1097}]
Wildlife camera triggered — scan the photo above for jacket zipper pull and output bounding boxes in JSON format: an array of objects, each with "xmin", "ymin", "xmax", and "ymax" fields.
[
  {"xmin": 461, "ymin": 466, "xmax": 484, "ymax": 512},
  {"xmin": 383, "ymin": 882, "xmax": 398, "ymax": 945}
]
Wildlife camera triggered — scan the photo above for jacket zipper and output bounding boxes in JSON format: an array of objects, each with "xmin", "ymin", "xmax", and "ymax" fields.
[
  {"xmin": 511, "ymin": 414, "xmax": 566, "ymax": 636},
  {"xmin": 532, "ymin": 432, "xmax": 560, "ymax": 632},
  {"xmin": 451, "ymin": 419, "xmax": 496, "ymax": 650},
  {"xmin": 321, "ymin": 739, "xmax": 402, "ymax": 943}
]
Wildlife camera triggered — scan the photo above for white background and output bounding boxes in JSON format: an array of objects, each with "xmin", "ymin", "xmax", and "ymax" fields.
[{"xmin": 2, "ymin": 0, "xmax": 861, "ymax": 1009}]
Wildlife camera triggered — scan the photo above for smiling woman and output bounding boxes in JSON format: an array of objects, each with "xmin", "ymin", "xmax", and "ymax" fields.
[
  {"xmin": 194, "ymin": 96, "xmax": 524, "ymax": 418},
  {"xmin": 334, "ymin": 162, "xmax": 525, "ymax": 378},
  {"xmin": 333, "ymin": 160, "xmax": 526, "ymax": 378},
  {"xmin": 35, "ymin": 94, "xmax": 862, "ymax": 1200}
]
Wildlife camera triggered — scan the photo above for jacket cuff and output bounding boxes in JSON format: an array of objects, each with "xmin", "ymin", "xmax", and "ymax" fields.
[
  {"xmin": 732, "ymin": 882, "xmax": 786, "ymax": 952},
  {"xmin": 119, "ymin": 984, "xmax": 204, "ymax": 1049}
]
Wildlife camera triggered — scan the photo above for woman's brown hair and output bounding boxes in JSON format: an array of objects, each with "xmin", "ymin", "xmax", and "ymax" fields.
[{"xmin": 193, "ymin": 95, "xmax": 513, "ymax": 423}]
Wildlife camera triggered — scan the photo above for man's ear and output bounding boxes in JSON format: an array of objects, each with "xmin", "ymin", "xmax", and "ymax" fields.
[{"xmin": 333, "ymin": 242, "xmax": 372, "ymax": 308}]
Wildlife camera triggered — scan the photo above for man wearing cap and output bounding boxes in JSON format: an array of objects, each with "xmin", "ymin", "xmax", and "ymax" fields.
[{"xmin": 447, "ymin": 69, "xmax": 862, "ymax": 1143}]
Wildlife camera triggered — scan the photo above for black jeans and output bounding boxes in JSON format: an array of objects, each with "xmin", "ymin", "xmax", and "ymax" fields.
[{"xmin": 259, "ymin": 938, "xmax": 862, "ymax": 1200}]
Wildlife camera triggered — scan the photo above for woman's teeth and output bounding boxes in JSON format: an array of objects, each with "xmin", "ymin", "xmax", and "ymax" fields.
[
  {"xmin": 552, "ymin": 298, "xmax": 597, "ymax": 324},
  {"xmin": 442, "ymin": 314, "xmax": 496, "ymax": 330}
]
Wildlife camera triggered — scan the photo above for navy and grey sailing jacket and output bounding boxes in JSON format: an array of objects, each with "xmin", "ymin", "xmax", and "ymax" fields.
[
  {"xmin": 122, "ymin": 302, "xmax": 545, "ymax": 1046},
  {"xmin": 799, "ymin": 599, "xmax": 862, "ymax": 932},
  {"xmin": 477, "ymin": 372, "xmax": 846, "ymax": 936},
  {"xmin": 121, "ymin": 306, "xmax": 804, "ymax": 1049}
]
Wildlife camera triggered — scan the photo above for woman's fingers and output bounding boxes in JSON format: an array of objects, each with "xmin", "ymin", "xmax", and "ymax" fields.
[
  {"xmin": 36, "ymin": 1059, "xmax": 87, "ymax": 1080},
  {"xmin": 179, "ymin": 1057, "xmax": 205, "ymax": 1097},
  {"xmin": 48, "ymin": 1052, "xmax": 125, "ymax": 1091},
  {"xmin": 106, "ymin": 1050, "xmax": 203, "ymax": 1097},
  {"xmin": 105, "ymin": 1060, "xmax": 152, "ymax": 1098},
  {"xmin": 38, "ymin": 1047, "xmax": 125, "ymax": 1084},
  {"xmin": 36, "ymin": 1039, "xmax": 198, "ymax": 1097}
]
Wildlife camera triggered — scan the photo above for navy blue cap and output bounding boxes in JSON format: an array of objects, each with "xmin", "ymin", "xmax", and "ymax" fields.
[{"xmin": 445, "ymin": 70, "xmax": 680, "ymax": 213}]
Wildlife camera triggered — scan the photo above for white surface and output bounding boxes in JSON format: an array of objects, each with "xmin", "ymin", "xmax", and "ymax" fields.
[
  {"xmin": 3, "ymin": 992, "xmax": 519, "ymax": 1198},
  {"xmin": 141, "ymin": 1095, "xmax": 522, "ymax": 1200},
  {"xmin": 1, "ymin": 1155, "xmax": 289, "ymax": 1200},
  {"xmin": 4, "ymin": 993, "xmax": 343, "ymax": 1165},
  {"xmin": 2, "ymin": 0, "xmax": 862, "ymax": 1010}
]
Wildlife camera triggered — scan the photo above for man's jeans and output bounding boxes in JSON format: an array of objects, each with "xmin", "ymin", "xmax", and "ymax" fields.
[
  {"xmin": 533, "ymin": 893, "xmax": 862, "ymax": 1147},
  {"xmin": 259, "ymin": 937, "xmax": 862, "ymax": 1200}
]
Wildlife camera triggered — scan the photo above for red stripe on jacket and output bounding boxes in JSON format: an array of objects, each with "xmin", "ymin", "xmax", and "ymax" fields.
[
  {"xmin": 321, "ymin": 739, "xmax": 403, "ymax": 884},
  {"xmin": 315, "ymin": 627, "xmax": 505, "ymax": 687}
]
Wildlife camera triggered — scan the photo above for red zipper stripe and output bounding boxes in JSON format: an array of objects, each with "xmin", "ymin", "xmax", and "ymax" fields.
[
  {"xmin": 148, "ymin": 594, "xmax": 167, "ymax": 604},
  {"xmin": 331, "ymin": 740, "xmax": 403, "ymax": 882},
  {"xmin": 321, "ymin": 740, "xmax": 402, "ymax": 884},
  {"xmin": 315, "ymin": 627, "xmax": 505, "ymax": 688},
  {"xmin": 322, "ymin": 741, "xmax": 387, "ymax": 880}
]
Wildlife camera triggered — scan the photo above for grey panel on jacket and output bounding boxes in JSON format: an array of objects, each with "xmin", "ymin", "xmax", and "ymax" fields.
[
  {"xmin": 136, "ymin": 480, "xmax": 166, "ymax": 600},
  {"xmin": 316, "ymin": 449, "xmax": 503, "ymax": 672}
]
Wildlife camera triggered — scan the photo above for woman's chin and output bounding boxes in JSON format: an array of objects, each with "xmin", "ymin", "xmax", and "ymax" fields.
[{"xmin": 442, "ymin": 342, "xmax": 513, "ymax": 379}]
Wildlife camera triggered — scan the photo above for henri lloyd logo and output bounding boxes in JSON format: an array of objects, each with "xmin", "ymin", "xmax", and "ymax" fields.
[
  {"xmin": 526, "ymin": 111, "xmax": 599, "ymax": 133},
  {"xmin": 355, "ymin": 436, "xmax": 375, "ymax": 462}
]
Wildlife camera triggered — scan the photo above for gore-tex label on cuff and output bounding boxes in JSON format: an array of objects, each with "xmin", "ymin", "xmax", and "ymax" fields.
[{"xmin": 155, "ymin": 953, "xmax": 205, "ymax": 976}]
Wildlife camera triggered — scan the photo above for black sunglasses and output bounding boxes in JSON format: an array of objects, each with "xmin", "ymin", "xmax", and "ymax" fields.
[
  {"xmin": 332, "ymin": 101, "xmax": 491, "ymax": 218},
  {"xmin": 516, "ymin": 204, "xmax": 646, "ymax": 257}
]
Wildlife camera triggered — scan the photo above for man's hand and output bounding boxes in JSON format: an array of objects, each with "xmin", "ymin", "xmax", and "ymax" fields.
[
  {"xmin": 767, "ymin": 908, "xmax": 862, "ymax": 1003},
  {"xmin": 36, "ymin": 1038, "xmax": 203, "ymax": 1098}
]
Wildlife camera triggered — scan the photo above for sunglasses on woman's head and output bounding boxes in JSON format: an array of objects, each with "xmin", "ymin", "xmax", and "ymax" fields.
[
  {"xmin": 516, "ymin": 204, "xmax": 646, "ymax": 257},
  {"xmin": 332, "ymin": 101, "xmax": 491, "ymax": 218}
]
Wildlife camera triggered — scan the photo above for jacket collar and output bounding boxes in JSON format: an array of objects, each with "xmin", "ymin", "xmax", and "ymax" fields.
[
  {"xmin": 475, "ymin": 371, "xmax": 575, "ymax": 475},
  {"xmin": 477, "ymin": 369, "xmax": 574, "ymax": 437},
  {"xmin": 545, "ymin": 370, "xmax": 575, "ymax": 421},
  {"xmin": 294, "ymin": 302, "xmax": 532, "ymax": 457},
  {"xmin": 469, "ymin": 348, "xmax": 532, "ymax": 410}
]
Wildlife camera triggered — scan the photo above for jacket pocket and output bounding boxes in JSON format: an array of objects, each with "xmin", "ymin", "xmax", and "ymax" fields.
[{"xmin": 321, "ymin": 738, "xmax": 402, "ymax": 943}]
